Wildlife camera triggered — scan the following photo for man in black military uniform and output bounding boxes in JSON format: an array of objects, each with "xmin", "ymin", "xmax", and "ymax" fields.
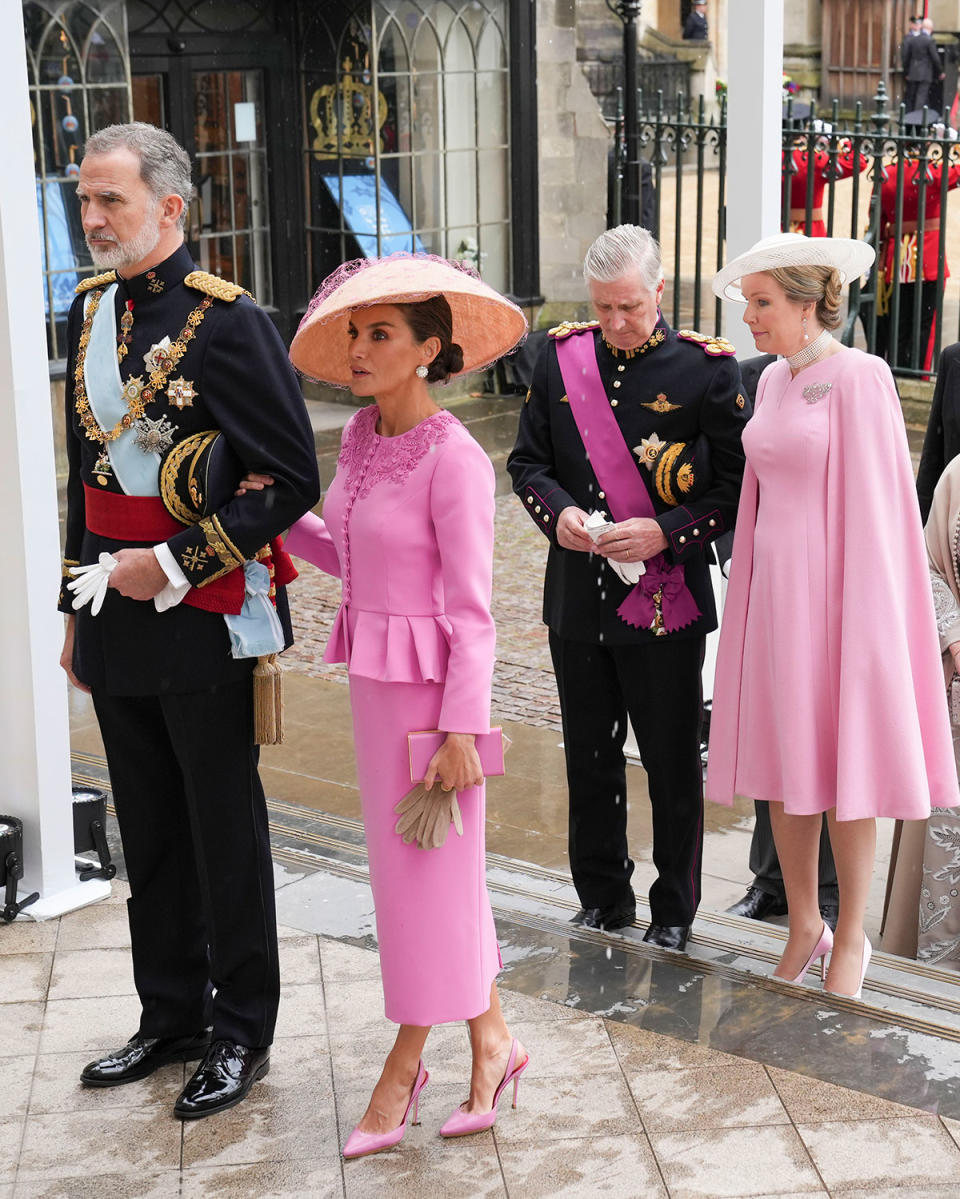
[
  {"xmin": 682, "ymin": 0, "xmax": 708, "ymax": 41},
  {"xmin": 508, "ymin": 224, "xmax": 748, "ymax": 951},
  {"xmin": 59, "ymin": 123, "xmax": 321, "ymax": 1117},
  {"xmin": 903, "ymin": 17, "xmax": 944, "ymax": 114}
]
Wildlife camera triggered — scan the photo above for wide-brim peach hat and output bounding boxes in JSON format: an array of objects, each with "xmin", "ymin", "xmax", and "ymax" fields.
[
  {"xmin": 290, "ymin": 253, "xmax": 527, "ymax": 385},
  {"xmin": 712, "ymin": 232, "xmax": 876, "ymax": 302}
]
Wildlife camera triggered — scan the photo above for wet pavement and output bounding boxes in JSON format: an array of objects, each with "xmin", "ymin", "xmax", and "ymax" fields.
[{"xmin": 13, "ymin": 389, "xmax": 960, "ymax": 1194}]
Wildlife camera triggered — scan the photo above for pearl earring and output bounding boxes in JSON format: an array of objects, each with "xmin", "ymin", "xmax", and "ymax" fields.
[
  {"xmin": 802, "ymin": 314, "xmax": 809, "ymax": 343},
  {"xmin": 416, "ymin": 365, "xmax": 428, "ymax": 379}
]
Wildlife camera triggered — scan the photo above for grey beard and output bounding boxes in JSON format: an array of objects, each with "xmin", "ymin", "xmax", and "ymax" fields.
[{"xmin": 87, "ymin": 220, "xmax": 162, "ymax": 273}]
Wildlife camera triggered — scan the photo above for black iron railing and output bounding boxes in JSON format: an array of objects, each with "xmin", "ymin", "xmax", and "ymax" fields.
[{"xmin": 612, "ymin": 81, "xmax": 960, "ymax": 379}]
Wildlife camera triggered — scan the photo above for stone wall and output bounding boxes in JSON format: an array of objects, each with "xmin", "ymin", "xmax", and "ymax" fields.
[{"xmin": 535, "ymin": 0, "xmax": 611, "ymax": 319}]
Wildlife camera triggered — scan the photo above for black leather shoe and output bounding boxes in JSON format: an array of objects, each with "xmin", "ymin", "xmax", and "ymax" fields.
[
  {"xmin": 174, "ymin": 1040, "xmax": 270, "ymax": 1119},
  {"xmin": 642, "ymin": 924, "xmax": 691, "ymax": 951},
  {"xmin": 81, "ymin": 1030, "xmax": 211, "ymax": 1087},
  {"xmin": 571, "ymin": 904, "xmax": 636, "ymax": 932},
  {"xmin": 819, "ymin": 902, "xmax": 839, "ymax": 932},
  {"xmin": 726, "ymin": 886, "xmax": 788, "ymax": 921}
]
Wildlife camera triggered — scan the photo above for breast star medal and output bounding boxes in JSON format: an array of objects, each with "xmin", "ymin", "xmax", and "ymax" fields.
[
  {"xmin": 133, "ymin": 414, "xmax": 178, "ymax": 455},
  {"xmin": 802, "ymin": 382, "xmax": 832, "ymax": 404},
  {"xmin": 166, "ymin": 377, "xmax": 197, "ymax": 409},
  {"xmin": 120, "ymin": 374, "xmax": 145, "ymax": 406},
  {"xmin": 634, "ymin": 432, "xmax": 665, "ymax": 467},
  {"xmin": 642, "ymin": 393, "xmax": 681, "ymax": 414},
  {"xmin": 144, "ymin": 336, "xmax": 175, "ymax": 375}
]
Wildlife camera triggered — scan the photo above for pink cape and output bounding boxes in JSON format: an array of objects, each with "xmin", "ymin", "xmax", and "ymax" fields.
[{"xmin": 706, "ymin": 349, "xmax": 959, "ymax": 819}]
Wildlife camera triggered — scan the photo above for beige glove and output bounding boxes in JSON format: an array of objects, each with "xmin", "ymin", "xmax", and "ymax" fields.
[{"xmin": 394, "ymin": 782, "xmax": 464, "ymax": 850}]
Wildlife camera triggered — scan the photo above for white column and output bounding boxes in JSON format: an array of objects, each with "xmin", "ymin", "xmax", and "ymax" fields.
[
  {"xmin": 0, "ymin": 6, "xmax": 110, "ymax": 915},
  {"xmin": 722, "ymin": 0, "xmax": 784, "ymax": 357}
]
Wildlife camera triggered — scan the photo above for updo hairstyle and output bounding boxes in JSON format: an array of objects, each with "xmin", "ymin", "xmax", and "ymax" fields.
[
  {"xmin": 766, "ymin": 265, "xmax": 843, "ymax": 331},
  {"xmin": 396, "ymin": 295, "xmax": 465, "ymax": 382}
]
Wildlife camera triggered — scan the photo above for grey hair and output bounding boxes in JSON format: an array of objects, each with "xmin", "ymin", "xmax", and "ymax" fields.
[
  {"xmin": 83, "ymin": 123, "xmax": 195, "ymax": 230},
  {"xmin": 583, "ymin": 224, "xmax": 664, "ymax": 291}
]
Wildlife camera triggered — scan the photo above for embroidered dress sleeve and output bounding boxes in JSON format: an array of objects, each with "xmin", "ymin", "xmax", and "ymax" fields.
[
  {"xmin": 432, "ymin": 433, "xmax": 496, "ymax": 734},
  {"xmin": 931, "ymin": 569, "xmax": 960, "ymax": 652},
  {"xmin": 507, "ymin": 339, "xmax": 579, "ymax": 542},
  {"xmin": 162, "ymin": 298, "xmax": 322, "ymax": 587},
  {"xmin": 59, "ymin": 294, "xmax": 88, "ymax": 612}
]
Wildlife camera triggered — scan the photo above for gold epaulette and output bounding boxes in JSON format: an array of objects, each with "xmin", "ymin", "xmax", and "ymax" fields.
[
  {"xmin": 184, "ymin": 270, "xmax": 254, "ymax": 303},
  {"xmin": 75, "ymin": 271, "xmax": 117, "ymax": 294},
  {"xmin": 677, "ymin": 329, "xmax": 737, "ymax": 357},
  {"xmin": 548, "ymin": 320, "xmax": 600, "ymax": 340}
]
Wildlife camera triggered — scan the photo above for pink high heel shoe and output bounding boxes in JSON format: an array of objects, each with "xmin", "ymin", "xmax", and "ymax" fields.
[
  {"xmin": 825, "ymin": 934, "xmax": 872, "ymax": 1000},
  {"xmin": 777, "ymin": 922, "xmax": 833, "ymax": 984},
  {"xmin": 439, "ymin": 1038, "xmax": 529, "ymax": 1138},
  {"xmin": 342, "ymin": 1060, "xmax": 429, "ymax": 1159}
]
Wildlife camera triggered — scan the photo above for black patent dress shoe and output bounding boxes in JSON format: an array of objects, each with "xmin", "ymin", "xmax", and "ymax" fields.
[
  {"xmin": 174, "ymin": 1040, "xmax": 270, "ymax": 1119},
  {"xmin": 642, "ymin": 924, "xmax": 691, "ymax": 951},
  {"xmin": 81, "ymin": 1030, "xmax": 211, "ymax": 1087},
  {"xmin": 819, "ymin": 902, "xmax": 839, "ymax": 932},
  {"xmin": 571, "ymin": 904, "xmax": 636, "ymax": 932},
  {"xmin": 726, "ymin": 886, "xmax": 788, "ymax": 921}
]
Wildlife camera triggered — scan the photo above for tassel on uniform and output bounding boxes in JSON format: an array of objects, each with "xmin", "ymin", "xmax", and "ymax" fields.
[{"xmin": 253, "ymin": 653, "xmax": 284, "ymax": 745}]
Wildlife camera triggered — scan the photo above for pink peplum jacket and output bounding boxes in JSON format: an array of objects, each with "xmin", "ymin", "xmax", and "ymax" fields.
[{"xmin": 283, "ymin": 405, "xmax": 496, "ymax": 735}]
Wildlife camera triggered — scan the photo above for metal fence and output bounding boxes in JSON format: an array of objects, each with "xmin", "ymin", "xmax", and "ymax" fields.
[{"xmin": 611, "ymin": 81, "xmax": 960, "ymax": 379}]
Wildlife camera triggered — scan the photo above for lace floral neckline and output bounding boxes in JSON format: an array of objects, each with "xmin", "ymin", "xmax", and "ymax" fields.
[{"xmin": 339, "ymin": 404, "xmax": 458, "ymax": 497}]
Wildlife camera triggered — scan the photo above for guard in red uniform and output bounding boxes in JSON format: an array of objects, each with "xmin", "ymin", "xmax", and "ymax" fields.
[
  {"xmin": 783, "ymin": 136, "xmax": 866, "ymax": 237},
  {"xmin": 876, "ymin": 148, "xmax": 960, "ymax": 371}
]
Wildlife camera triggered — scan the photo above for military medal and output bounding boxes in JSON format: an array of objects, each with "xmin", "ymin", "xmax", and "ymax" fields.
[
  {"xmin": 117, "ymin": 299, "xmax": 134, "ymax": 361},
  {"xmin": 133, "ymin": 414, "xmax": 178, "ymax": 455},
  {"xmin": 166, "ymin": 376, "xmax": 197, "ymax": 409},
  {"xmin": 144, "ymin": 336, "xmax": 174, "ymax": 374},
  {"xmin": 634, "ymin": 433, "xmax": 665, "ymax": 467},
  {"xmin": 93, "ymin": 449, "xmax": 112, "ymax": 485}
]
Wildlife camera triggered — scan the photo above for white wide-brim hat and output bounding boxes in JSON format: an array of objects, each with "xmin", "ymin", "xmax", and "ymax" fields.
[
  {"xmin": 712, "ymin": 233, "xmax": 876, "ymax": 302},
  {"xmin": 290, "ymin": 253, "xmax": 527, "ymax": 385}
]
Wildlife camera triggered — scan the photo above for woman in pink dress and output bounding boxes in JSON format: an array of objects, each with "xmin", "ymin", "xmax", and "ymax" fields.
[
  {"xmin": 268, "ymin": 255, "xmax": 528, "ymax": 1157},
  {"xmin": 706, "ymin": 233, "xmax": 959, "ymax": 998}
]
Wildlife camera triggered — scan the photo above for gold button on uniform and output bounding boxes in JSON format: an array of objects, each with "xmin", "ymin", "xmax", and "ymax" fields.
[
  {"xmin": 598, "ymin": 491, "xmax": 605, "ymax": 500},
  {"xmin": 679, "ymin": 535, "xmax": 686, "ymax": 544},
  {"xmin": 692, "ymin": 528, "xmax": 699, "ymax": 536},
  {"xmin": 527, "ymin": 495, "xmax": 533, "ymax": 504},
  {"xmin": 709, "ymin": 518, "xmax": 716, "ymax": 527},
  {"xmin": 535, "ymin": 505, "xmax": 541, "ymax": 513},
  {"xmin": 611, "ymin": 399, "xmax": 619, "ymax": 407},
  {"xmin": 612, "ymin": 380, "xmax": 621, "ymax": 389},
  {"xmin": 617, "ymin": 364, "xmax": 626, "ymax": 372}
]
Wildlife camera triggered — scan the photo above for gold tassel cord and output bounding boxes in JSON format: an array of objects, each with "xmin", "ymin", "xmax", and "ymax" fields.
[{"xmin": 253, "ymin": 654, "xmax": 284, "ymax": 745}]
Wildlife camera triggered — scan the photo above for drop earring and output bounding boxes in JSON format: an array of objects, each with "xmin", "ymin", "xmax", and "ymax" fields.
[
  {"xmin": 415, "ymin": 365, "xmax": 429, "ymax": 379},
  {"xmin": 802, "ymin": 314, "xmax": 809, "ymax": 343}
]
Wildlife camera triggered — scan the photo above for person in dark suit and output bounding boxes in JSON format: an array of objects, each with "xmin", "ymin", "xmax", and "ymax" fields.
[
  {"xmin": 683, "ymin": 0, "xmax": 708, "ymax": 41},
  {"xmin": 508, "ymin": 224, "xmax": 748, "ymax": 952},
  {"xmin": 903, "ymin": 18, "xmax": 944, "ymax": 114},
  {"xmin": 722, "ymin": 355, "xmax": 840, "ymax": 930},
  {"xmin": 60, "ymin": 123, "xmax": 321, "ymax": 1117},
  {"xmin": 917, "ymin": 341, "xmax": 960, "ymax": 521}
]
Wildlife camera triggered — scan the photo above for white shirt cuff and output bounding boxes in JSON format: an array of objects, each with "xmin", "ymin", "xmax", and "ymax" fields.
[{"xmin": 152, "ymin": 543, "xmax": 190, "ymax": 611}]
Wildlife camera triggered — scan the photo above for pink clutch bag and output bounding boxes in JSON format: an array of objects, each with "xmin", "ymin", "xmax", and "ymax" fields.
[{"xmin": 407, "ymin": 729, "xmax": 507, "ymax": 783}]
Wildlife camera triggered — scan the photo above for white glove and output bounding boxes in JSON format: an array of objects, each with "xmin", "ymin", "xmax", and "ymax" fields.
[
  {"xmin": 583, "ymin": 510, "xmax": 645, "ymax": 586},
  {"xmin": 66, "ymin": 553, "xmax": 117, "ymax": 615}
]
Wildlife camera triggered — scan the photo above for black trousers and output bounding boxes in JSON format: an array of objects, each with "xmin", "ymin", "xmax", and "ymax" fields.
[
  {"xmin": 905, "ymin": 79, "xmax": 933, "ymax": 113},
  {"xmin": 875, "ymin": 280, "xmax": 938, "ymax": 372},
  {"xmin": 550, "ymin": 631, "xmax": 704, "ymax": 926},
  {"xmin": 749, "ymin": 801, "xmax": 838, "ymax": 903},
  {"xmin": 93, "ymin": 680, "xmax": 280, "ymax": 1048}
]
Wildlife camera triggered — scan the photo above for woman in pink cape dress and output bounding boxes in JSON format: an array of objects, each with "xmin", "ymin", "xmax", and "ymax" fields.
[
  {"xmin": 275, "ymin": 254, "xmax": 529, "ymax": 1158},
  {"xmin": 706, "ymin": 233, "xmax": 959, "ymax": 999}
]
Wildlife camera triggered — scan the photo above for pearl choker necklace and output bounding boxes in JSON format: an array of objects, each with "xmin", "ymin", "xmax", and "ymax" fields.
[{"xmin": 786, "ymin": 328, "xmax": 833, "ymax": 369}]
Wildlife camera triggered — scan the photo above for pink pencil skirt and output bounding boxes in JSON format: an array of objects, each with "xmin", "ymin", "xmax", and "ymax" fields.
[{"xmin": 348, "ymin": 674, "xmax": 502, "ymax": 1025}]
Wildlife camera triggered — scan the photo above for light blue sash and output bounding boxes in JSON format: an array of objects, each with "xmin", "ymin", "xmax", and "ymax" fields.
[
  {"xmin": 225, "ymin": 561, "xmax": 285, "ymax": 659},
  {"xmin": 84, "ymin": 284, "xmax": 161, "ymax": 496}
]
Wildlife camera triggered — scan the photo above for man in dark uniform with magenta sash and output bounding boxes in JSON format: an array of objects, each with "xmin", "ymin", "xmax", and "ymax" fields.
[
  {"xmin": 59, "ymin": 123, "xmax": 320, "ymax": 1116},
  {"xmin": 508, "ymin": 224, "xmax": 748, "ymax": 950}
]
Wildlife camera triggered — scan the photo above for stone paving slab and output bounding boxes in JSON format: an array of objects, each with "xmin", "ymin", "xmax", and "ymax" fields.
[{"xmin": 5, "ymin": 885, "xmax": 960, "ymax": 1196}]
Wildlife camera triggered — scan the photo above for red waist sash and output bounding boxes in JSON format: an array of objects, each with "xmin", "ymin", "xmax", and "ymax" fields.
[{"xmin": 82, "ymin": 484, "xmax": 297, "ymax": 615}]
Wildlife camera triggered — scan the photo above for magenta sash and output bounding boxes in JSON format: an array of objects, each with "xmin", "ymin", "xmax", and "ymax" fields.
[{"xmin": 555, "ymin": 332, "xmax": 699, "ymax": 633}]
